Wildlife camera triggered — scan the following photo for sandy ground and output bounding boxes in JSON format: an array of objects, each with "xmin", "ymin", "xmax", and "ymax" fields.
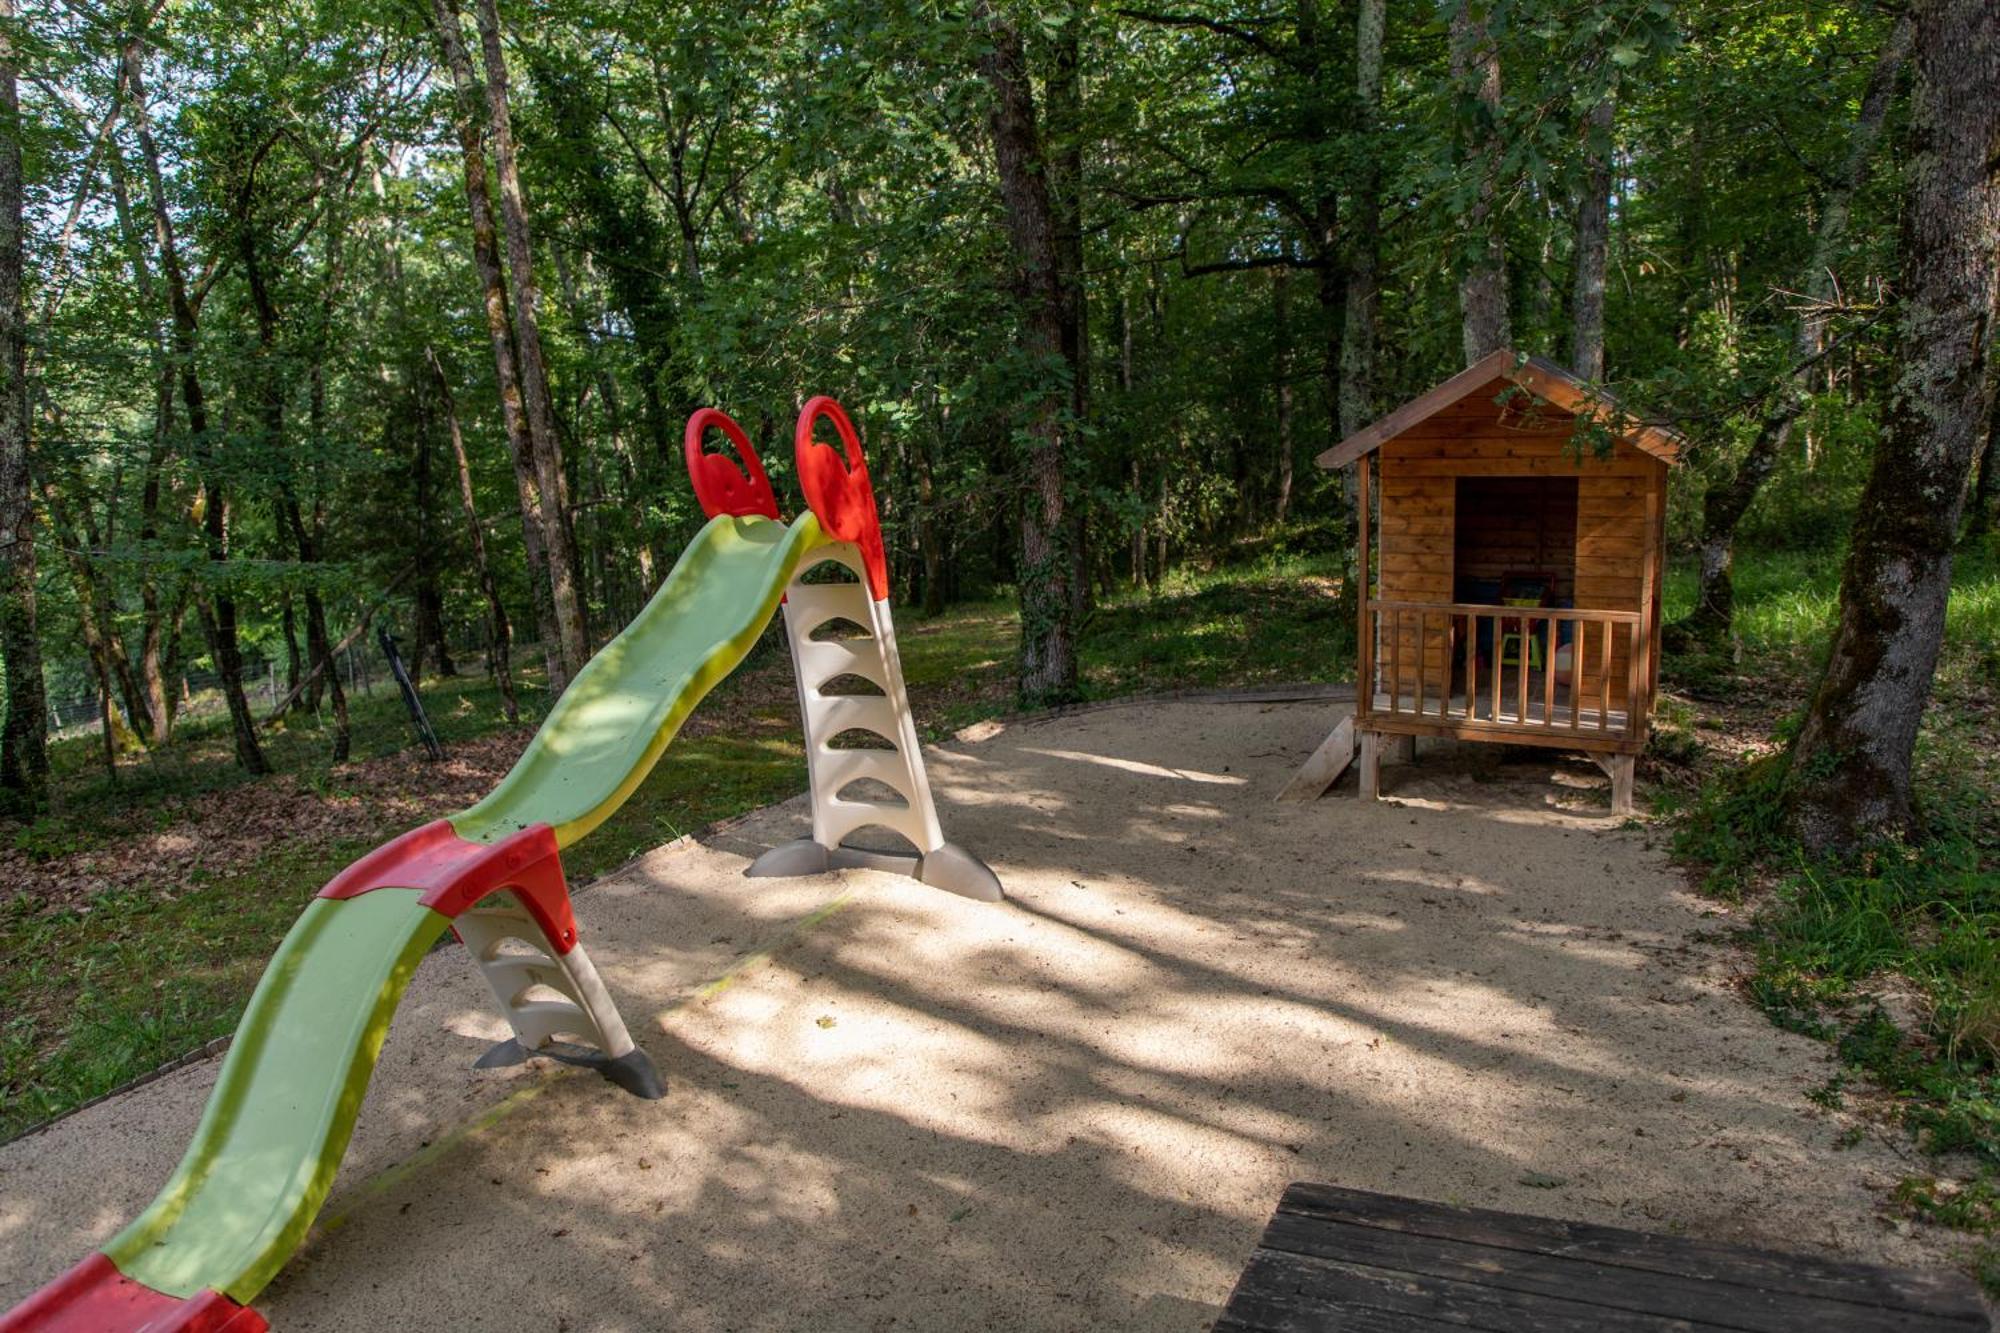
[{"xmin": 0, "ymin": 697, "xmax": 1979, "ymax": 1330}]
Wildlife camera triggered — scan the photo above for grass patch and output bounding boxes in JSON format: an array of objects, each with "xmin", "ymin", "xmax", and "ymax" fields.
[
  {"xmin": 1, "ymin": 563, "xmax": 1348, "ymax": 1140},
  {"xmin": 1666, "ymin": 543, "xmax": 2000, "ymax": 1292}
]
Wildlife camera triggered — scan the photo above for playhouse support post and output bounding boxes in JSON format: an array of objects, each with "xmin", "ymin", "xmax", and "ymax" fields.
[
  {"xmin": 1358, "ymin": 729, "xmax": 1381, "ymax": 800},
  {"xmin": 1591, "ymin": 752, "xmax": 1636, "ymax": 816}
]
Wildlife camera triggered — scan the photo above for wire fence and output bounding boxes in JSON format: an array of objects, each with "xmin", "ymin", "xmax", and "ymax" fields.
[{"xmin": 46, "ymin": 628, "xmax": 507, "ymax": 743}]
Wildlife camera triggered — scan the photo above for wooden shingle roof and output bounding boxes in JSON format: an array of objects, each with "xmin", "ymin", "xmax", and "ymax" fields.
[{"xmin": 1315, "ymin": 348, "xmax": 1683, "ymax": 469}]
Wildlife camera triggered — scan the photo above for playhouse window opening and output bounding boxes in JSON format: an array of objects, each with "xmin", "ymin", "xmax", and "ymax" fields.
[{"xmin": 1451, "ymin": 476, "xmax": 1579, "ymax": 606}]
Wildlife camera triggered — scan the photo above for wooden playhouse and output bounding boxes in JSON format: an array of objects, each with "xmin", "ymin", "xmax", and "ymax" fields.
[{"xmin": 1294, "ymin": 349, "xmax": 1680, "ymax": 813}]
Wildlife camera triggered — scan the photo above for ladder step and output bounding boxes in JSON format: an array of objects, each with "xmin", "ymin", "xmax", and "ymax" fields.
[
  {"xmin": 816, "ymin": 694, "xmax": 899, "ymax": 741},
  {"xmin": 822, "ymin": 799, "xmax": 932, "ymax": 850},
  {"xmin": 795, "ymin": 637, "xmax": 888, "ymax": 692},
  {"xmin": 507, "ymin": 999, "xmax": 595, "ymax": 1049},
  {"xmin": 787, "ymin": 580, "xmax": 872, "ymax": 628},
  {"xmin": 478, "ymin": 956, "xmax": 586, "ymax": 1009},
  {"xmin": 817, "ymin": 748, "xmax": 914, "ymax": 800}
]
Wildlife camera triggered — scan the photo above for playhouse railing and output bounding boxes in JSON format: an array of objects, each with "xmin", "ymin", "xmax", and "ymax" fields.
[{"xmin": 1362, "ymin": 599, "xmax": 1647, "ymax": 740}]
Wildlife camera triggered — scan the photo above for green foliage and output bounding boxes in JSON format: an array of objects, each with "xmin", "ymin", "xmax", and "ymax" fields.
[{"xmin": 1669, "ymin": 548, "xmax": 2000, "ymax": 1275}]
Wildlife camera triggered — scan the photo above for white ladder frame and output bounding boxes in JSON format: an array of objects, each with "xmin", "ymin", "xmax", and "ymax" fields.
[{"xmin": 747, "ymin": 542, "xmax": 1001, "ymax": 901}]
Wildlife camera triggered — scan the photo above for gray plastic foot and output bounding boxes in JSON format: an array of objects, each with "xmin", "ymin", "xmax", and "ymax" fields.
[
  {"xmin": 747, "ymin": 836, "xmax": 1003, "ymax": 902},
  {"xmin": 745, "ymin": 837, "xmax": 832, "ymax": 878},
  {"xmin": 474, "ymin": 1037, "xmax": 666, "ymax": 1100},
  {"xmin": 917, "ymin": 842, "xmax": 1004, "ymax": 902}
]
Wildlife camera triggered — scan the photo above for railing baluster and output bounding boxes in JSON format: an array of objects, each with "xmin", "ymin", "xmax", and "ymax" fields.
[
  {"xmin": 1489, "ymin": 614, "xmax": 1503, "ymax": 723},
  {"xmin": 1467, "ymin": 612, "xmax": 1478, "ymax": 720},
  {"xmin": 1624, "ymin": 619, "xmax": 1641, "ymax": 738},
  {"xmin": 1598, "ymin": 618, "xmax": 1613, "ymax": 731},
  {"xmin": 1515, "ymin": 612, "xmax": 1530, "ymax": 725},
  {"xmin": 1543, "ymin": 615, "xmax": 1558, "ymax": 728},
  {"xmin": 1388, "ymin": 608, "xmax": 1402, "ymax": 715},
  {"xmin": 1414, "ymin": 612, "xmax": 1428, "ymax": 718}
]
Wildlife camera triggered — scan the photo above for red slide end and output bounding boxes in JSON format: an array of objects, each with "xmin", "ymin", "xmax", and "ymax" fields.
[
  {"xmin": 317, "ymin": 820, "xmax": 580, "ymax": 955},
  {"xmin": 0, "ymin": 1254, "xmax": 266, "ymax": 1333},
  {"xmin": 684, "ymin": 408, "xmax": 781, "ymax": 521},
  {"xmin": 793, "ymin": 396, "xmax": 889, "ymax": 600}
]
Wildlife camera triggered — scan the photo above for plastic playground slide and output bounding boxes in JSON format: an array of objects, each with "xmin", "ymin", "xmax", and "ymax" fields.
[{"xmin": 2, "ymin": 397, "xmax": 1000, "ymax": 1333}]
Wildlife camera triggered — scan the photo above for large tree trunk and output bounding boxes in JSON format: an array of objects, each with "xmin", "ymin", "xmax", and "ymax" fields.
[
  {"xmin": 977, "ymin": 2, "xmax": 1080, "ymax": 707},
  {"xmin": 124, "ymin": 39, "xmax": 268, "ymax": 774},
  {"xmin": 1569, "ymin": 94, "xmax": 1614, "ymax": 381},
  {"xmin": 1450, "ymin": 1, "xmax": 1510, "ymax": 365},
  {"xmin": 472, "ymin": 0, "xmax": 588, "ymax": 678},
  {"xmin": 0, "ymin": 0, "xmax": 47, "ymax": 810},
  {"xmin": 1339, "ymin": 0, "xmax": 1386, "ymax": 438},
  {"xmin": 1782, "ymin": 0, "xmax": 1998, "ymax": 854},
  {"xmin": 429, "ymin": 0, "xmax": 569, "ymax": 693},
  {"xmin": 1675, "ymin": 13, "xmax": 1913, "ymax": 647}
]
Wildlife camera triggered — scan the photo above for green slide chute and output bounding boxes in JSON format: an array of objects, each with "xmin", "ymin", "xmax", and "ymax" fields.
[
  {"xmin": 454, "ymin": 512, "xmax": 823, "ymax": 847},
  {"xmin": 103, "ymin": 892, "xmax": 447, "ymax": 1304},
  {"xmin": 101, "ymin": 511, "xmax": 826, "ymax": 1307}
]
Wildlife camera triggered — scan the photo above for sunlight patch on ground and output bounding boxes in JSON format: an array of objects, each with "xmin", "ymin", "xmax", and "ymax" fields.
[{"xmin": 1019, "ymin": 747, "xmax": 1248, "ymax": 786}]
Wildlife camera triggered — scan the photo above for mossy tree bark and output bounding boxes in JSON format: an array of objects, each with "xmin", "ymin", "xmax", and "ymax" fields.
[
  {"xmin": 1569, "ymin": 95, "xmax": 1613, "ymax": 382},
  {"xmin": 1783, "ymin": 0, "xmax": 1998, "ymax": 854},
  {"xmin": 1451, "ymin": 0, "xmax": 1510, "ymax": 367}
]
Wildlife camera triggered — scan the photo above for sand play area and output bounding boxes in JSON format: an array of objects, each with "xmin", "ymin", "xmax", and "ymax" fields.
[{"xmin": 0, "ymin": 696, "xmax": 1974, "ymax": 1329}]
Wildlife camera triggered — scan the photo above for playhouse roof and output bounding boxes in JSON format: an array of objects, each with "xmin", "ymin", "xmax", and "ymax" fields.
[{"xmin": 1314, "ymin": 348, "xmax": 1684, "ymax": 470}]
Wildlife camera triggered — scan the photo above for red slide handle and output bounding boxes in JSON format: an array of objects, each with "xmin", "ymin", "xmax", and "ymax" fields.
[
  {"xmin": 794, "ymin": 395, "xmax": 889, "ymax": 601},
  {"xmin": 684, "ymin": 408, "xmax": 782, "ymax": 521}
]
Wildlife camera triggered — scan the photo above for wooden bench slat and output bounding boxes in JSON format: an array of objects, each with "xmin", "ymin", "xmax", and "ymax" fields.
[
  {"xmin": 1277, "ymin": 1184, "xmax": 1986, "ymax": 1322},
  {"xmin": 1257, "ymin": 1211, "xmax": 1971, "ymax": 1333},
  {"xmin": 1219, "ymin": 1245, "xmax": 1713, "ymax": 1332}
]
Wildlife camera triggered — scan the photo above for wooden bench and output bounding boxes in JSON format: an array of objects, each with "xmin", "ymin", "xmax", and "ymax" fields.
[{"xmin": 1216, "ymin": 1183, "xmax": 1991, "ymax": 1331}]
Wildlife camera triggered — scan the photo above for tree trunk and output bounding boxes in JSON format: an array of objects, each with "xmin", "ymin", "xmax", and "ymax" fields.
[
  {"xmin": 1675, "ymin": 13, "xmax": 1913, "ymax": 647},
  {"xmin": 281, "ymin": 594, "xmax": 303, "ymax": 698},
  {"xmin": 430, "ymin": 346, "xmax": 519, "ymax": 722},
  {"xmin": 0, "ymin": 0, "xmax": 48, "ymax": 810},
  {"xmin": 279, "ymin": 491, "xmax": 350, "ymax": 761},
  {"xmin": 1570, "ymin": 94, "xmax": 1614, "ymax": 381},
  {"xmin": 1273, "ymin": 267, "xmax": 1295, "ymax": 523},
  {"xmin": 124, "ymin": 39, "xmax": 268, "ymax": 774},
  {"xmin": 1450, "ymin": 1, "xmax": 1510, "ymax": 365},
  {"xmin": 1339, "ymin": 0, "xmax": 1386, "ymax": 438},
  {"xmin": 1049, "ymin": 1, "xmax": 1092, "ymax": 626},
  {"xmin": 915, "ymin": 430, "xmax": 945, "ymax": 618},
  {"xmin": 977, "ymin": 2, "xmax": 1081, "ymax": 707},
  {"xmin": 105, "ymin": 138, "xmax": 177, "ymax": 744},
  {"xmin": 429, "ymin": 0, "xmax": 568, "ymax": 694},
  {"xmin": 472, "ymin": 0, "xmax": 588, "ymax": 680},
  {"xmin": 1783, "ymin": 0, "xmax": 1998, "ymax": 853},
  {"xmin": 1964, "ymin": 381, "xmax": 1997, "ymax": 540}
]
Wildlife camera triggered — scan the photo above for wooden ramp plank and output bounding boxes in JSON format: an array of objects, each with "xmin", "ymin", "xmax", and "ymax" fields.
[{"xmin": 1278, "ymin": 714, "xmax": 1355, "ymax": 803}]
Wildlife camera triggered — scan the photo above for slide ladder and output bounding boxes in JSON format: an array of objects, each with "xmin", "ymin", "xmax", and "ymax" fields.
[{"xmin": 3, "ymin": 395, "xmax": 998, "ymax": 1332}]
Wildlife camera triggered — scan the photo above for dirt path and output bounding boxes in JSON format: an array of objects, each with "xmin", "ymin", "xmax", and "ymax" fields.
[{"xmin": 0, "ymin": 698, "xmax": 1972, "ymax": 1329}]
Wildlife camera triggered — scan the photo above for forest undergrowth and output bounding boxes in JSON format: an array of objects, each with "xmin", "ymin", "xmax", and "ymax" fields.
[{"xmin": 1654, "ymin": 543, "xmax": 2000, "ymax": 1294}]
